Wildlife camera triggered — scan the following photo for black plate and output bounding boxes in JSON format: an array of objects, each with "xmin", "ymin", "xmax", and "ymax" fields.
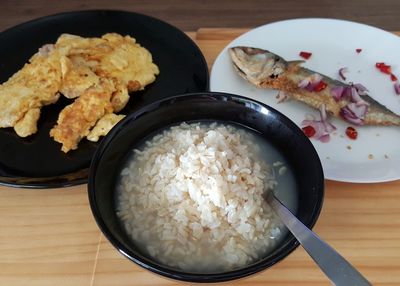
[{"xmin": 0, "ymin": 10, "xmax": 209, "ymax": 188}]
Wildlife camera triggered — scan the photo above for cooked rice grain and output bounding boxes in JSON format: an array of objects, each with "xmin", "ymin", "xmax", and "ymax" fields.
[{"xmin": 116, "ymin": 122, "xmax": 283, "ymax": 272}]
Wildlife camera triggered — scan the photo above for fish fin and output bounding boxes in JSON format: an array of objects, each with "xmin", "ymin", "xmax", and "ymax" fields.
[{"xmin": 287, "ymin": 60, "xmax": 305, "ymax": 71}]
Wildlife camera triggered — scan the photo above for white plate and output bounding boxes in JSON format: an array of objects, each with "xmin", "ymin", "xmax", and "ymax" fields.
[{"xmin": 210, "ymin": 18, "xmax": 400, "ymax": 183}]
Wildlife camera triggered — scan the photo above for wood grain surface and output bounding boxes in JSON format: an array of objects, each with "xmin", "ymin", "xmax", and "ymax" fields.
[
  {"xmin": 0, "ymin": 0, "xmax": 400, "ymax": 286},
  {"xmin": 0, "ymin": 24, "xmax": 400, "ymax": 285},
  {"xmin": 0, "ymin": 0, "xmax": 400, "ymax": 33}
]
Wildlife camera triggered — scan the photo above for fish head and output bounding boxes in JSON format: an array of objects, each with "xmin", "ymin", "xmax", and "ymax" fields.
[{"xmin": 229, "ymin": 46, "xmax": 287, "ymax": 86}]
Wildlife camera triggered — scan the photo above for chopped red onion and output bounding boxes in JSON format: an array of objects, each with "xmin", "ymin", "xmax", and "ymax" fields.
[
  {"xmin": 298, "ymin": 73, "xmax": 323, "ymax": 91},
  {"xmin": 302, "ymin": 120, "xmax": 327, "ymax": 139},
  {"xmin": 340, "ymin": 109, "xmax": 363, "ymax": 125},
  {"xmin": 339, "ymin": 67, "xmax": 349, "ymax": 81},
  {"xmin": 298, "ymin": 78, "xmax": 310, "ymax": 88},
  {"xmin": 319, "ymin": 134, "xmax": 331, "ymax": 143},
  {"xmin": 319, "ymin": 103, "xmax": 328, "ymax": 121},
  {"xmin": 321, "ymin": 108, "xmax": 337, "ymax": 134},
  {"xmin": 394, "ymin": 82, "xmax": 400, "ymax": 95},
  {"xmin": 323, "ymin": 120, "xmax": 337, "ymax": 134},
  {"xmin": 307, "ymin": 74, "xmax": 323, "ymax": 91},
  {"xmin": 301, "ymin": 104, "xmax": 336, "ymax": 142},
  {"xmin": 331, "ymin": 86, "xmax": 345, "ymax": 101},
  {"xmin": 311, "ymin": 73, "xmax": 323, "ymax": 83},
  {"xmin": 340, "ymin": 103, "xmax": 368, "ymax": 125},
  {"xmin": 330, "ymin": 86, "xmax": 352, "ymax": 101},
  {"xmin": 353, "ymin": 83, "xmax": 369, "ymax": 95},
  {"xmin": 343, "ymin": 86, "xmax": 353, "ymax": 99},
  {"xmin": 330, "ymin": 83, "xmax": 369, "ymax": 105},
  {"xmin": 350, "ymin": 103, "xmax": 368, "ymax": 118},
  {"xmin": 350, "ymin": 87, "xmax": 369, "ymax": 106}
]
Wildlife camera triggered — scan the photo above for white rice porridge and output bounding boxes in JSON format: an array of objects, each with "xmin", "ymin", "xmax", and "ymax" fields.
[{"xmin": 116, "ymin": 122, "xmax": 288, "ymax": 272}]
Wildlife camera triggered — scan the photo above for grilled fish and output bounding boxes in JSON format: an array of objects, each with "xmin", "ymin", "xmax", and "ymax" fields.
[{"xmin": 229, "ymin": 46, "xmax": 400, "ymax": 126}]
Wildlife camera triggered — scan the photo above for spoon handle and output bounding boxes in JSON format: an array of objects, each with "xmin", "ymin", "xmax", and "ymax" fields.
[{"xmin": 269, "ymin": 195, "xmax": 372, "ymax": 286}]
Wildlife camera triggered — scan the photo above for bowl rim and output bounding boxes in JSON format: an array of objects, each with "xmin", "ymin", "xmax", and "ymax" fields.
[{"xmin": 88, "ymin": 91, "xmax": 325, "ymax": 283}]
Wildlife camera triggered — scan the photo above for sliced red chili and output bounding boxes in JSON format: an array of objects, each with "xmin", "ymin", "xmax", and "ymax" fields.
[
  {"xmin": 356, "ymin": 48, "xmax": 362, "ymax": 53},
  {"xmin": 302, "ymin": 126, "xmax": 316, "ymax": 137},
  {"xmin": 375, "ymin": 62, "xmax": 392, "ymax": 74},
  {"xmin": 380, "ymin": 65, "xmax": 392, "ymax": 74},
  {"xmin": 390, "ymin": 73, "xmax": 398, "ymax": 81},
  {"xmin": 345, "ymin": 126, "xmax": 358, "ymax": 140},
  {"xmin": 299, "ymin": 51, "xmax": 312, "ymax": 60},
  {"xmin": 313, "ymin": 80, "xmax": 327, "ymax": 92}
]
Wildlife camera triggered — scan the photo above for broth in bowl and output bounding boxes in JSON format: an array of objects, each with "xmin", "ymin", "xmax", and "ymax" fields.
[
  {"xmin": 115, "ymin": 121, "xmax": 298, "ymax": 272},
  {"xmin": 88, "ymin": 92, "xmax": 324, "ymax": 283}
]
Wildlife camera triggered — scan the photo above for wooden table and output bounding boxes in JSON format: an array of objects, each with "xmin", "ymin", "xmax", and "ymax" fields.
[
  {"xmin": 0, "ymin": 26, "xmax": 399, "ymax": 285},
  {"xmin": 1, "ymin": 0, "xmax": 400, "ymax": 32}
]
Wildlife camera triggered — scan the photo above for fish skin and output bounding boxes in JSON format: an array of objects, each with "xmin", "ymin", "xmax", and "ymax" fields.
[{"xmin": 229, "ymin": 46, "xmax": 400, "ymax": 126}]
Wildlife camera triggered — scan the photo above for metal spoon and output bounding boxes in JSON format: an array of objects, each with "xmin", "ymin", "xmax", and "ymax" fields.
[{"xmin": 266, "ymin": 192, "xmax": 372, "ymax": 286}]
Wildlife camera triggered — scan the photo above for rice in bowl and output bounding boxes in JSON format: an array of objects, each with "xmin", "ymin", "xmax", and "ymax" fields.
[{"xmin": 116, "ymin": 122, "xmax": 293, "ymax": 272}]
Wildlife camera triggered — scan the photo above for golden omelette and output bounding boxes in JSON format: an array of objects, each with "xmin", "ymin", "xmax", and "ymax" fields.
[{"xmin": 0, "ymin": 33, "xmax": 159, "ymax": 152}]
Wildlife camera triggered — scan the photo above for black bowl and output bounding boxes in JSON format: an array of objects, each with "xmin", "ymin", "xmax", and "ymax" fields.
[{"xmin": 88, "ymin": 92, "xmax": 324, "ymax": 283}]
